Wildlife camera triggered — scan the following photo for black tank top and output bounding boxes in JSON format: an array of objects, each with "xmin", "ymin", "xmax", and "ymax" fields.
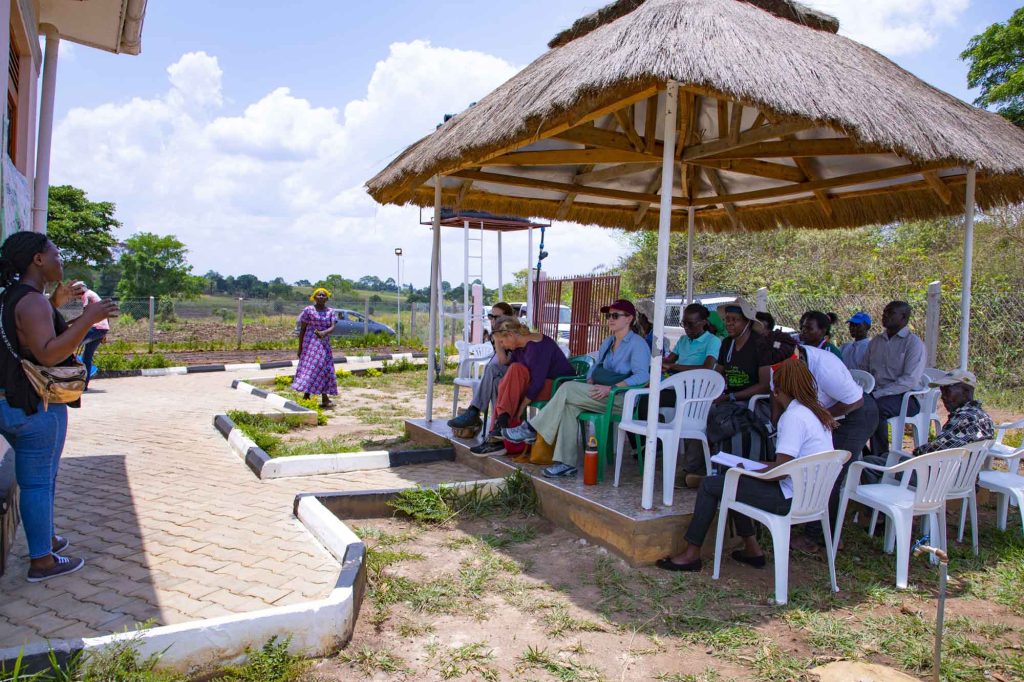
[{"xmin": 0, "ymin": 283, "xmax": 76, "ymax": 414}]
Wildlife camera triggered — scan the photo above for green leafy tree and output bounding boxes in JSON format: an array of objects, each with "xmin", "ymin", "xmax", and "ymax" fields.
[
  {"xmin": 314, "ymin": 274, "xmax": 354, "ymax": 296},
  {"xmin": 962, "ymin": 7, "xmax": 1024, "ymax": 127},
  {"xmin": 115, "ymin": 232, "xmax": 203, "ymax": 300},
  {"xmin": 46, "ymin": 185, "xmax": 120, "ymax": 266}
]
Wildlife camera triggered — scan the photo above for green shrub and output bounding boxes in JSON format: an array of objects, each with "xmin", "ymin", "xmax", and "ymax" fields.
[
  {"xmin": 94, "ymin": 351, "xmax": 173, "ymax": 371},
  {"xmin": 365, "ymin": 368, "xmax": 383, "ymax": 378},
  {"xmin": 217, "ymin": 636, "xmax": 308, "ymax": 681}
]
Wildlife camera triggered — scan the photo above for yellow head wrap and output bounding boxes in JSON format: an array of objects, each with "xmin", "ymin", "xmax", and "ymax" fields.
[{"xmin": 309, "ymin": 287, "xmax": 332, "ymax": 302}]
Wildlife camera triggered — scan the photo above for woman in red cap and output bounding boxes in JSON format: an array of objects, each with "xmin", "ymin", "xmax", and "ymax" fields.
[{"xmin": 503, "ymin": 299, "xmax": 649, "ymax": 477}]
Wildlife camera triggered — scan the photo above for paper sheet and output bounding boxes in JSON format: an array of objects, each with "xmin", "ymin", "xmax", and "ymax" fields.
[{"xmin": 711, "ymin": 452, "xmax": 769, "ymax": 471}]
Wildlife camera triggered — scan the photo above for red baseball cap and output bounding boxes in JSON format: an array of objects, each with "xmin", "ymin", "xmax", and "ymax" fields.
[{"xmin": 600, "ymin": 299, "xmax": 636, "ymax": 317}]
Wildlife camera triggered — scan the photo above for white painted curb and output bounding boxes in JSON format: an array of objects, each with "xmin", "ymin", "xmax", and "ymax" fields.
[{"xmin": 262, "ymin": 451, "xmax": 391, "ymax": 479}]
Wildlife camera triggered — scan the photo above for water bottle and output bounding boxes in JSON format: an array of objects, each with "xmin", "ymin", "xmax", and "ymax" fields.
[{"xmin": 583, "ymin": 436, "xmax": 598, "ymax": 486}]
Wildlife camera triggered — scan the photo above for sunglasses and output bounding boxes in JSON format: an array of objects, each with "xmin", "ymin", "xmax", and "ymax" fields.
[
  {"xmin": 604, "ymin": 312, "xmax": 628, "ymax": 320},
  {"xmin": 486, "ymin": 313, "xmax": 498, "ymax": 319}
]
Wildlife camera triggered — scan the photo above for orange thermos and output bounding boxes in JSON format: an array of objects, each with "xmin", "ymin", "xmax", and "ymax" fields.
[{"xmin": 583, "ymin": 436, "xmax": 598, "ymax": 485}]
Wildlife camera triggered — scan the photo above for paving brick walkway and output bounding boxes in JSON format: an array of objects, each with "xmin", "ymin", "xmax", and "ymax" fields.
[{"xmin": 0, "ymin": 370, "xmax": 476, "ymax": 648}]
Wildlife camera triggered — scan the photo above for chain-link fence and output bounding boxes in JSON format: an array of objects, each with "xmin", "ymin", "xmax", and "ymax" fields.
[
  {"xmin": 58, "ymin": 295, "xmax": 474, "ymax": 352},
  {"xmin": 765, "ymin": 287, "xmax": 1024, "ymax": 391}
]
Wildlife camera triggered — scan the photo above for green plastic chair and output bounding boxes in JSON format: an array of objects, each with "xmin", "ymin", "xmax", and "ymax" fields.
[
  {"xmin": 529, "ymin": 355, "xmax": 595, "ymax": 412},
  {"xmin": 577, "ymin": 383, "xmax": 647, "ymax": 482}
]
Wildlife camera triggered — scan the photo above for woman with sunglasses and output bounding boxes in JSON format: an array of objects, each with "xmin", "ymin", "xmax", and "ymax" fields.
[
  {"xmin": 449, "ymin": 302, "xmax": 516, "ymax": 448},
  {"xmin": 503, "ymin": 299, "xmax": 649, "ymax": 477}
]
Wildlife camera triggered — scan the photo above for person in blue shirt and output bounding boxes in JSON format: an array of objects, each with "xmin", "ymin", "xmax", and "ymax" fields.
[
  {"xmin": 503, "ymin": 299, "xmax": 649, "ymax": 477},
  {"xmin": 666, "ymin": 304, "xmax": 722, "ymax": 373}
]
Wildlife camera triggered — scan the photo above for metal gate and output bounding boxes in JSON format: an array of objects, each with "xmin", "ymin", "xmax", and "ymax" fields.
[{"xmin": 534, "ymin": 274, "xmax": 620, "ymax": 356}]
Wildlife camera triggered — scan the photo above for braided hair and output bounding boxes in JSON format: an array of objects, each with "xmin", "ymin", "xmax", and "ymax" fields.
[
  {"xmin": 774, "ymin": 358, "xmax": 837, "ymax": 431},
  {"xmin": 0, "ymin": 231, "xmax": 49, "ymax": 289}
]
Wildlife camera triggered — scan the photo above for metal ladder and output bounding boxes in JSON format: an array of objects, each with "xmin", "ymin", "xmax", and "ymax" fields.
[{"xmin": 463, "ymin": 220, "xmax": 485, "ymax": 340}]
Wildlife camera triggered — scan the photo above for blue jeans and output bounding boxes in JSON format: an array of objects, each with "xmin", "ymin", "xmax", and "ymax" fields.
[
  {"xmin": 81, "ymin": 328, "xmax": 107, "ymax": 388},
  {"xmin": 0, "ymin": 400, "xmax": 69, "ymax": 558}
]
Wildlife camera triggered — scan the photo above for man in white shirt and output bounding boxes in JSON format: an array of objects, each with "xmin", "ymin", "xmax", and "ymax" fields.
[{"xmin": 859, "ymin": 301, "xmax": 926, "ymax": 454}]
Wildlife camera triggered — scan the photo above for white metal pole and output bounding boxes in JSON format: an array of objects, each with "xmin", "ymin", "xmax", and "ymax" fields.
[
  {"xmin": 396, "ymin": 253, "xmax": 402, "ymax": 346},
  {"xmin": 32, "ymin": 27, "xmax": 60, "ymax": 233},
  {"xmin": 426, "ymin": 178, "xmax": 442, "ymax": 420},
  {"xmin": 642, "ymin": 82, "xmax": 678, "ymax": 510},
  {"xmin": 958, "ymin": 167, "xmax": 976, "ymax": 371},
  {"xmin": 463, "ymin": 220, "xmax": 470, "ymax": 341},
  {"xmin": 686, "ymin": 207, "xmax": 695, "ymax": 304},
  {"xmin": 497, "ymin": 230, "xmax": 504, "ymax": 302},
  {"xmin": 526, "ymin": 226, "xmax": 535, "ymax": 326}
]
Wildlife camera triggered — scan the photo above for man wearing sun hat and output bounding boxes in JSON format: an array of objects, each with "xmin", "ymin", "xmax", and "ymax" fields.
[
  {"xmin": 912, "ymin": 369, "xmax": 994, "ymax": 456},
  {"xmin": 840, "ymin": 311, "xmax": 872, "ymax": 371},
  {"xmin": 859, "ymin": 368, "xmax": 994, "ymax": 483}
]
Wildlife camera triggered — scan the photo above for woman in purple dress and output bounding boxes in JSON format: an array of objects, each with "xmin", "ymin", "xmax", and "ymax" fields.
[{"xmin": 292, "ymin": 288, "xmax": 338, "ymax": 407}]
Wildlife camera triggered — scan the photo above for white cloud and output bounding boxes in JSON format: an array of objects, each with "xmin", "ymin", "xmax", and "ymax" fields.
[
  {"xmin": 805, "ymin": 0, "xmax": 971, "ymax": 55},
  {"xmin": 51, "ymin": 42, "xmax": 624, "ymax": 287}
]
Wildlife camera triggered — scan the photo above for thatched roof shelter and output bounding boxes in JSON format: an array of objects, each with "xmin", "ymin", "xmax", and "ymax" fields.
[{"xmin": 366, "ymin": 0, "xmax": 1024, "ymax": 233}]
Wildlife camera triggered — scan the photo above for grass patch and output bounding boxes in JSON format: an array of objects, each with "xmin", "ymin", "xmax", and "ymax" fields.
[
  {"xmin": 215, "ymin": 636, "xmax": 308, "ymax": 681},
  {"xmin": 93, "ymin": 350, "xmax": 173, "ymax": 371},
  {"xmin": 388, "ymin": 469, "xmax": 539, "ymax": 524},
  {"xmin": 426, "ymin": 641, "xmax": 498, "ymax": 680},
  {"xmin": 338, "ymin": 645, "xmax": 409, "ymax": 676},
  {"xmin": 481, "ymin": 525, "xmax": 538, "ymax": 548},
  {"xmin": 516, "ymin": 645, "xmax": 602, "ymax": 682}
]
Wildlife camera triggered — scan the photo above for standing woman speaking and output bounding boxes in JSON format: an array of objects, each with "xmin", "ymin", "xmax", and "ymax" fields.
[
  {"xmin": 292, "ymin": 287, "xmax": 338, "ymax": 408},
  {"xmin": 0, "ymin": 232, "xmax": 117, "ymax": 582}
]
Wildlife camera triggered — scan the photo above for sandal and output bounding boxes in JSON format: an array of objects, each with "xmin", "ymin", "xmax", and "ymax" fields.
[{"xmin": 730, "ymin": 550, "xmax": 767, "ymax": 568}]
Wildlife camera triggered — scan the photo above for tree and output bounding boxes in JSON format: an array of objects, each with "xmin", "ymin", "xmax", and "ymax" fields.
[
  {"xmin": 962, "ymin": 7, "xmax": 1024, "ymax": 127},
  {"xmin": 268, "ymin": 277, "xmax": 293, "ymax": 299},
  {"xmin": 116, "ymin": 232, "xmax": 203, "ymax": 300},
  {"xmin": 47, "ymin": 185, "xmax": 120, "ymax": 266},
  {"xmin": 314, "ymin": 274, "xmax": 355, "ymax": 296},
  {"xmin": 295, "ymin": 279, "xmax": 312, "ymax": 287}
]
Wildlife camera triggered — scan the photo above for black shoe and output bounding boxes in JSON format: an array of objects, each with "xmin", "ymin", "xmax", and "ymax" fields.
[
  {"xmin": 448, "ymin": 408, "xmax": 482, "ymax": 429},
  {"xmin": 655, "ymin": 556, "xmax": 702, "ymax": 572},
  {"xmin": 470, "ymin": 442, "xmax": 505, "ymax": 456},
  {"xmin": 730, "ymin": 550, "xmax": 766, "ymax": 568}
]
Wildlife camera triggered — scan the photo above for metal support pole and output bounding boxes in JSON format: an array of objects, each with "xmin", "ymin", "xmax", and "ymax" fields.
[
  {"xmin": 396, "ymin": 252, "xmax": 402, "ymax": 345},
  {"xmin": 526, "ymin": 226, "xmax": 535, "ymax": 326},
  {"xmin": 363, "ymin": 298, "xmax": 370, "ymax": 335},
  {"xmin": 426, "ymin": 179, "xmax": 443, "ymax": 420},
  {"xmin": 497, "ymin": 231, "xmax": 504, "ymax": 301},
  {"xmin": 686, "ymin": 207, "xmax": 695, "ymax": 304},
  {"xmin": 642, "ymin": 82, "xmax": 678, "ymax": 510},
  {"xmin": 958, "ymin": 168, "xmax": 976, "ymax": 371},
  {"xmin": 148, "ymin": 296, "xmax": 155, "ymax": 354},
  {"xmin": 32, "ymin": 28, "xmax": 60, "ymax": 233},
  {"xmin": 463, "ymin": 220, "xmax": 470, "ymax": 341},
  {"xmin": 925, "ymin": 281, "xmax": 941, "ymax": 368},
  {"xmin": 236, "ymin": 298, "xmax": 244, "ymax": 349}
]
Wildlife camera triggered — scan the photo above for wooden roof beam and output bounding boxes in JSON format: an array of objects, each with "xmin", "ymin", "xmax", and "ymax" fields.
[
  {"xmin": 451, "ymin": 169, "xmax": 662, "ymax": 206},
  {"xmin": 574, "ymin": 162, "xmax": 657, "ymax": 184},
  {"xmin": 700, "ymin": 137, "xmax": 874, "ymax": 160},
  {"xmin": 703, "ymin": 167, "xmax": 741, "ymax": 229},
  {"xmin": 633, "ymin": 168, "xmax": 664, "ymax": 227},
  {"xmin": 454, "ymin": 179, "xmax": 474, "ymax": 212},
  {"xmin": 554, "ymin": 125, "xmax": 665, "ymax": 157},
  {"xmin": 614, "ymin": 106, "xmax": 645, "ymax": 152},
  {"xmin": 729, "ymin": 103, "xmax": 744, "ymax": 145},
  {"xmin": 486, "ymin": 148, "xmax": 658, "ymax": 165},
  {"xmin": 923, "ymin": 171, "xmax": 954, "ymax": 206},
  {"xmin": 557, "ymin": 164, "xmax": 597, "ymax": 219},
  {"xmin": 687, "ymin": 157, "xmax": 806, "ymax": 183},
  {"xmin": 690, "ymin": 161, "xmax": 954, "ymax": 207},
  {"xmin": 681, "ymin": 120, "xmax": 818, "ymax": 161}
]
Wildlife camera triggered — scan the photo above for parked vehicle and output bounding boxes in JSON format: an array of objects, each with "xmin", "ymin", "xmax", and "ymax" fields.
[
  {"xmin": 294, "ymin": 308, "xmax": 395, "ymax": 337},
  {"xmin": 662, "ymin": 293, "xmax": 793, "ymax": 346},
  {"xmin": 507, "ymin": 302, "xmax": 571, "ymax": 341}
]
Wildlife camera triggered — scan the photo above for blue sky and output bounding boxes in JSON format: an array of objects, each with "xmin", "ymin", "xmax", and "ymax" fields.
[{"xmin": 48, "ymin": 1, "xmax": 1018, "ymax": 286}]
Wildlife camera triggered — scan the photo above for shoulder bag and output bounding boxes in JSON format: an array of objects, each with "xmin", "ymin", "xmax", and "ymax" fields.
[
  {"xmin": 0, "ymin": 302, "xmax": 86, "ymax": 411},
  {"xmin": 590, "ymin": 340, "xmax": 631, "ymax": 386}
]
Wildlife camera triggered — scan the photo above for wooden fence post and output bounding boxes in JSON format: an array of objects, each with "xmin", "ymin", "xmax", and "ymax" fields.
[
  {"xmin": 148, "ymin": 296, "xmax": 155, "ymax": 353},
  {"xmin": 756, "ymin": 287, "xmax": 768, "ymax": 313},
  {"xmin": 363, "ymin": 298, "xmax": 370, "ymax": 335},
  {"xmin": 236, "ymin": 298, "xmax": 244, "ymax": 350},
  {"xmin": 925, "ymin": 280, "xmax": 941, "ymax": 368}
]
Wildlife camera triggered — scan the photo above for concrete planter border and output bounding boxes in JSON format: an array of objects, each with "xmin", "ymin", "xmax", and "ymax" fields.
[
  {"xmin": 0, "ymin": 497, "xmax": 365, "ymax": 676},
  {"xmin": 95, "ymin": 352, "xmax": 427, "ymax": 380},
  {"xmin": 214, "ymin": 413, "xmax": 455, "ymax": 480}
]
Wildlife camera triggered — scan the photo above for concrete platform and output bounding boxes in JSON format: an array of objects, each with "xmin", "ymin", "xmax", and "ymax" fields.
[{"xmin": 405, "ymin": 418, "xmax": 698, "ymax": 566}]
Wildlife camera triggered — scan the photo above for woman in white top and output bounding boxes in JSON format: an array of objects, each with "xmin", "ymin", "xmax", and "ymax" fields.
[{"xmin": 657, "ymin": 358, "xmax": 835, "ymax": 572}]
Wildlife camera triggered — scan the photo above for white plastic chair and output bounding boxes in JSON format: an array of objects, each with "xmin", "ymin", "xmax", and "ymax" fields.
[
  {"xmin": 922, "ymin": 368, "xmax": 946, "ymax": 434},
  {"xmin": 614, "ymin": 369, "xmax": 724, "ymax": 506},
  {"xmin": 835, "ymin": 448, "xmax": 967, "ymax": 588},
  {"xmin": 869, "ymin": 440, "xmax": 993, "ymax": 556},
  {"xmin": 886, "ymin": 384, "xmax": 935, "ymax": 450},
  {"xmin": 849, "ymin": 369, "xmax": 875, "ymax": 394},
  {"xmin": 451, "ymin": 341, "xmax": 494, "ymax": 417},
  {"xmin": 978, "ymin": 419, "xmax": 1024, "ymax": 535},
  {"xmin": 712, "ymin": 449, "xmax": 851, "ymax": 605}
]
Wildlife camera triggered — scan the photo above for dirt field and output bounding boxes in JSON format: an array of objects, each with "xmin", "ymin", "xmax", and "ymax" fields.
[{"xmin": 301, "ymin": 510, "xmax": 1024, "ymax": 681}]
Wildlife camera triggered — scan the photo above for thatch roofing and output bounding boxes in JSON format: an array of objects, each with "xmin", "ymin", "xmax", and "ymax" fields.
[{"xmin": 366, "ymin": 0, "xmax": 1024, "ymax": 233}]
